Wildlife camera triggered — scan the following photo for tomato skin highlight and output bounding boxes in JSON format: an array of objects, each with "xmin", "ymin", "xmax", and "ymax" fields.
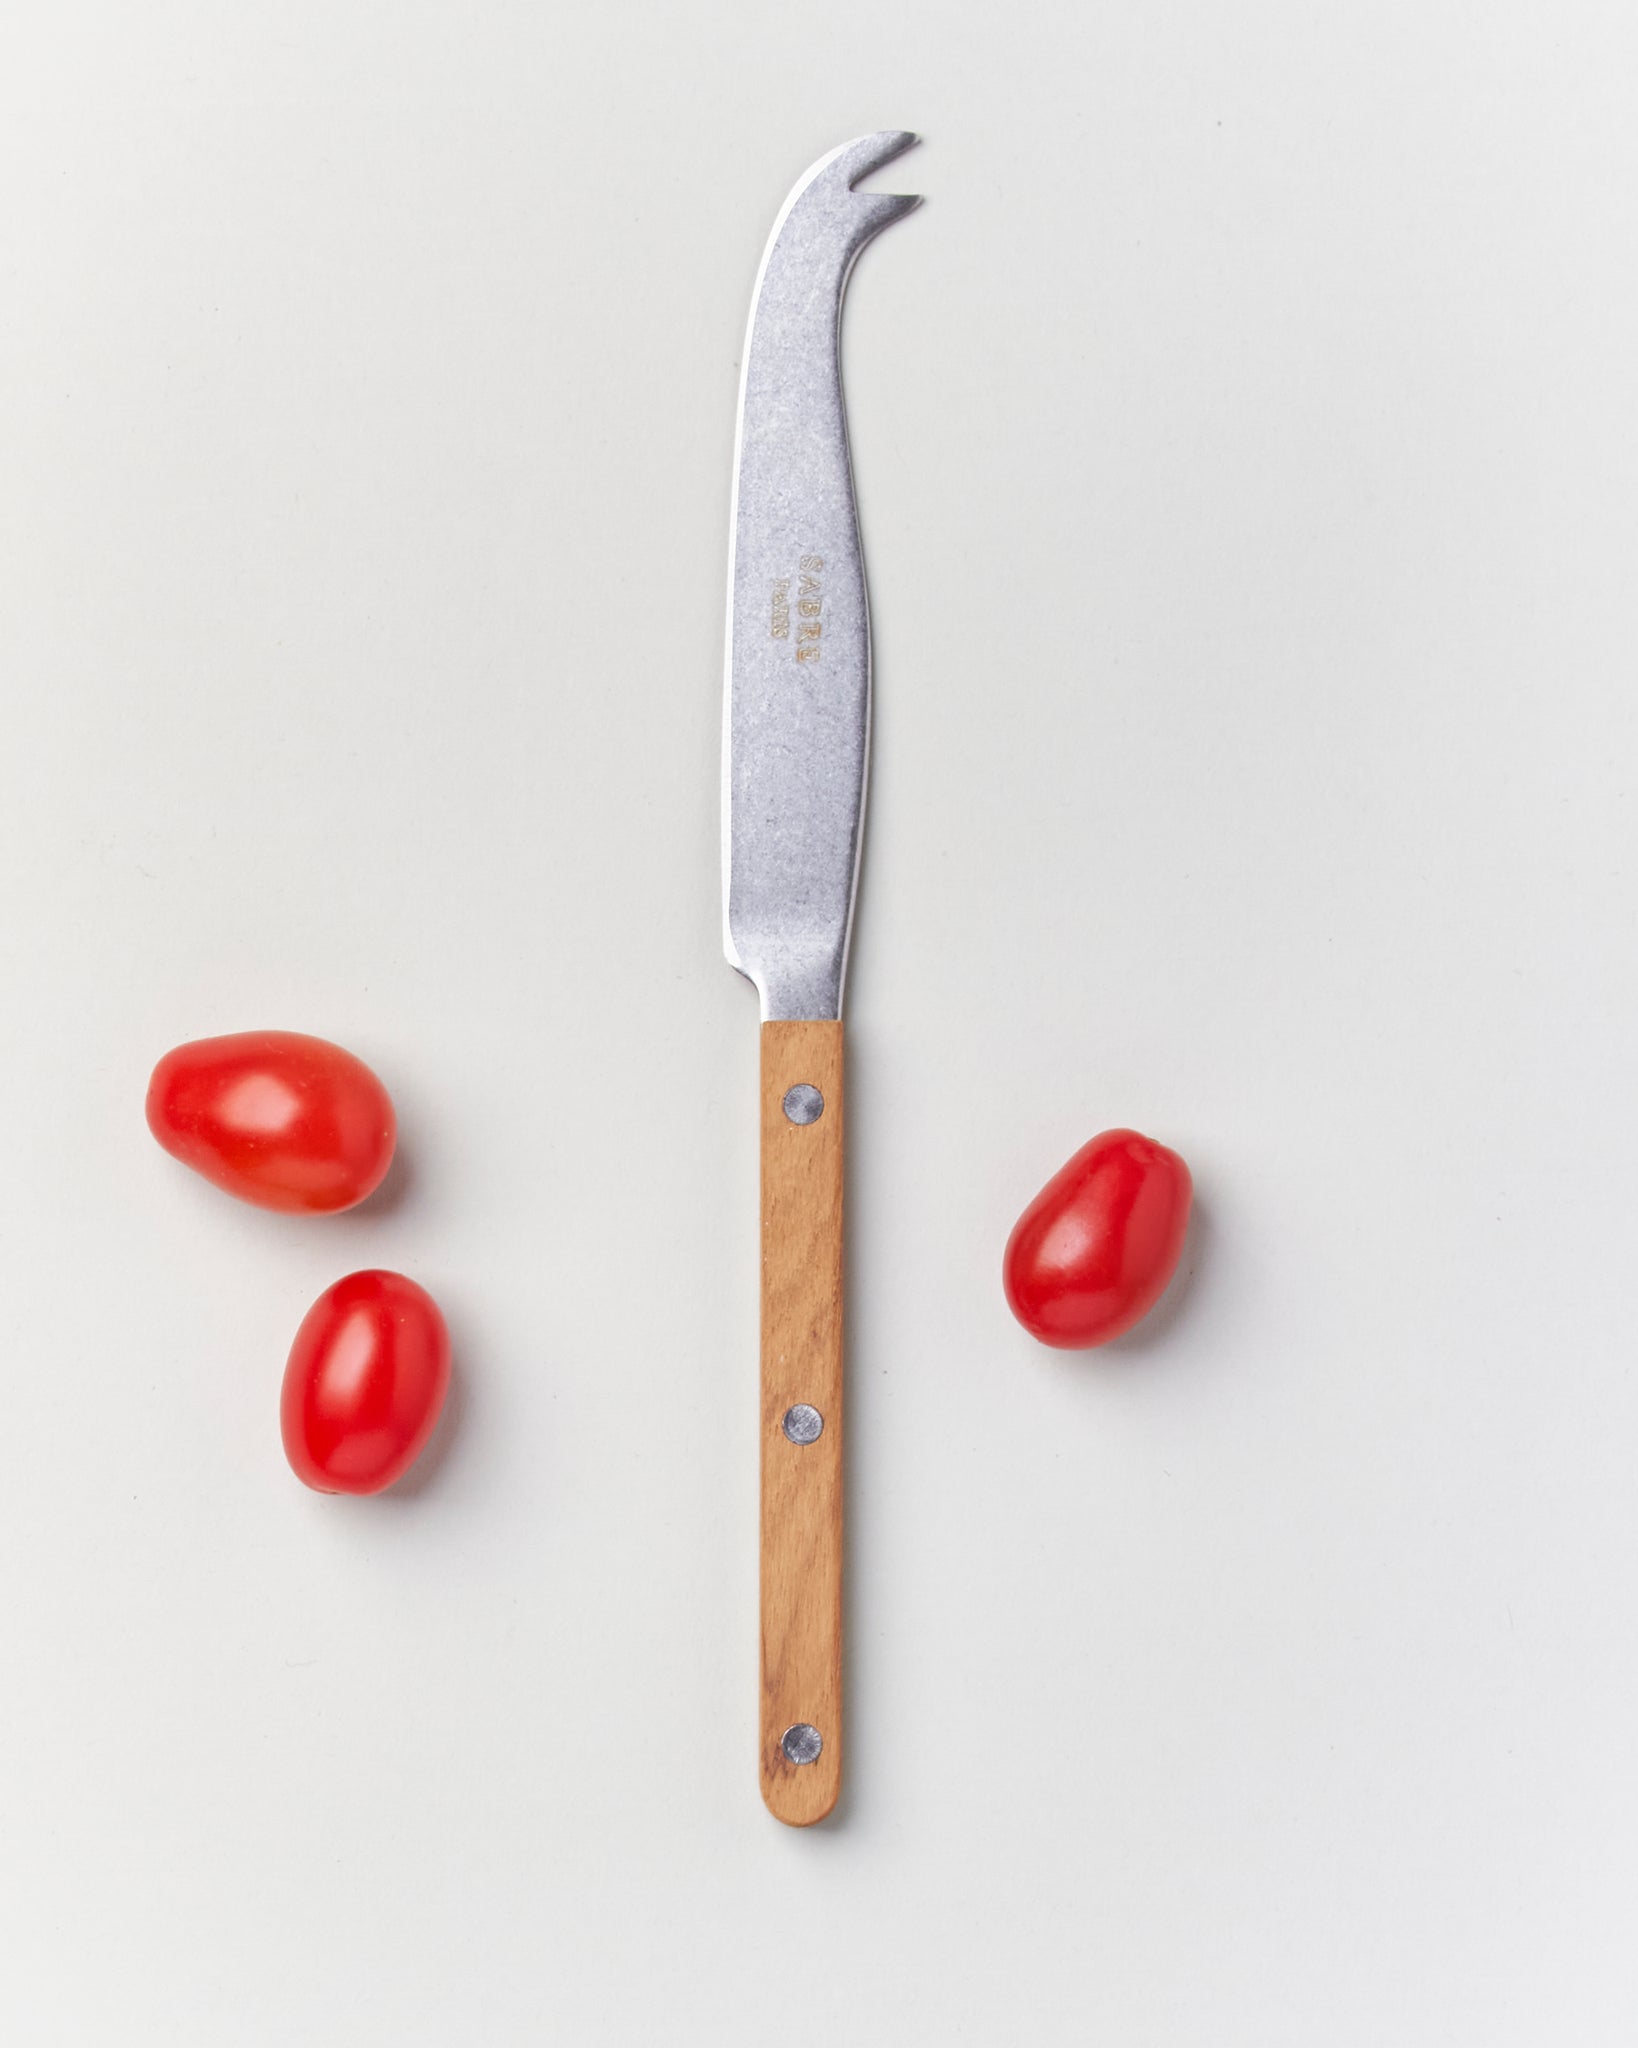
[
  {"xmin": 281, "ymin": 1270, "xmax": 451, "ymax": 1495},
  {"xmin": 1003, "ymin": 1129, "xmax": 1193, "ymax": 1349},
  {"xmin": 146, "ymin": 1030, "xmax": 396, "ymax": 1213}
]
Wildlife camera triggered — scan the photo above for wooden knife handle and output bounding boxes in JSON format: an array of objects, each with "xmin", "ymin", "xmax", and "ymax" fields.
[{"xmin": 759, "ymin": 1018, "xmax": 844, "ymax": 1826}]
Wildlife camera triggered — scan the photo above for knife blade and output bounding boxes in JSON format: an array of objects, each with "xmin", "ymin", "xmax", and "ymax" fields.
[{"xmin": 722, "ymin": 131, "xmax": 921, "ymax": 1826}]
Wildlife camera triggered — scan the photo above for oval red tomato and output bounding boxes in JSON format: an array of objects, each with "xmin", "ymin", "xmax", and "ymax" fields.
[
  {"xmin": 281, "ymin": 1269, "xmax": 451, "ymax": 1494},
  {"xmin": 1004, "ymin": 1128, "xmax": 1193, "ymax": 1348},
  {"xmin": 146, "ymin": 1030, "xmax": 396, "ymax": 1214}
]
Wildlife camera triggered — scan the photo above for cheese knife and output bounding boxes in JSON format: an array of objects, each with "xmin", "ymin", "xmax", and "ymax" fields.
[{"xmin": 722, "ymin": 131, "xmax": 921, "ymax": 1826}]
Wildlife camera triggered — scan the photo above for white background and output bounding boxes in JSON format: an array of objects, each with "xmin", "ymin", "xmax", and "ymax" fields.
[{"xmin": 2, "ymin": 3, "xmax": 1636, "ymax": 2042}]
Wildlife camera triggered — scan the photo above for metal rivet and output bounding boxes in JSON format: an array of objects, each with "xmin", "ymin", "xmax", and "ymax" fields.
[
  {"xmin": 781, "ymin": 1723, "xmax": 823, "ymax": 1766},
  {"xmin": 782, "ymin": 1083, "xmax": 824, "ymax": 1126},
  {"xmin": 782, "ymin": 1404, "xmax": 823, "ymax": 1445}
]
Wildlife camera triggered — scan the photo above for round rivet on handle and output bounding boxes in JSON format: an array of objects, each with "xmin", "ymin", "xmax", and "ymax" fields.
[
  {"xmin": 781, "ymin": 1723, "xmax": 823, "ymax": 1766},
  {"xmin": 782, "ymin": 1403, "xmax": 823, "ymax": 1445},
  {"xmin": 782, "ymin": 1083, "xmax": 824, "ymax": 1126}
]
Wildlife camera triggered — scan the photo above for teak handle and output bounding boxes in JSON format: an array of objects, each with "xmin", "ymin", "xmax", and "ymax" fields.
[{"xmin": 759, "ymin": 1018, "xmax": 845, "ymax": 1826}]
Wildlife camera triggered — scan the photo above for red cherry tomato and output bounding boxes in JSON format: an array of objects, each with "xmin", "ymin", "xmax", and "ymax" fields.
[
  {"xmin": 1004, "ymin": 1129, "xmax": 1193, "ymax": 1348},
  {"xmin": 281, "ymin": 1270, "xmax": 451, "ymax": 1494},
  {"xmin": 146, "ymin": 1030, "xmax": 396, "ymax": 1214}
]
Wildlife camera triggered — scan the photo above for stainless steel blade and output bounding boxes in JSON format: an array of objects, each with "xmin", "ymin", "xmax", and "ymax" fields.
[{"xmin": 723, "ymin": 132, "xmax": 921, "ymax": 1021}]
